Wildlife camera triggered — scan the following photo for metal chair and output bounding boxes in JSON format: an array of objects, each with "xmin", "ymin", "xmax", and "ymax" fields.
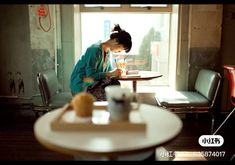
[
  {"xmin": 34, "ymin": 69, "xmax": 72, "ymax": 116},
  {"xmin": 213, "ymin": 65, "xmax": 235, "ymax": 135},
  {"xmin": 155, "ymin": 69, "xmax": 221, "ymax": 134}
]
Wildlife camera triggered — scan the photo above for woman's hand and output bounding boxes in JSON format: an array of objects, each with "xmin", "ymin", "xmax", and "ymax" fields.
[
  {"xmin": 113, "ymin": 68, "xmax": 122, "ymax": 77},
  {"xmin": 106, "ymin": 68, "xmax": 122, "ymax": 78}
]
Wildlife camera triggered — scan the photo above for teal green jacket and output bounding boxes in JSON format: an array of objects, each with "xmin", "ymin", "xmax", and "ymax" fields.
[{"xmin": 70, "ymin": 41, "xmax": 113, "ymax": 94}]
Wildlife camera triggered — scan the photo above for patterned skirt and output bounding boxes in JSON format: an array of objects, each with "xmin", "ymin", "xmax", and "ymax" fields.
[{"xmin": 86, "ymin": 78, "xmax": 120, "ymax": 101}]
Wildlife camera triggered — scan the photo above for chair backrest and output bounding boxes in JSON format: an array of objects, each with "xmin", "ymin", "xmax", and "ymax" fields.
[
  {"xmin": 224, "ymin": 65, "xmax": 235, "ymax": 106},
  {"xmin": 194, "ymin": 69, "xmax": 221, "ymax": 103},
  {"xmin": 36, "ymin": 69, "xmax": 61, "ymax": 106}
]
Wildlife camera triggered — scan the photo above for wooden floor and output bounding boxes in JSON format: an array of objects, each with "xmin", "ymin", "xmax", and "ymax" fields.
[{"xmin": 0, "ymin": 96, "xmax": 234, "ymax": 161}]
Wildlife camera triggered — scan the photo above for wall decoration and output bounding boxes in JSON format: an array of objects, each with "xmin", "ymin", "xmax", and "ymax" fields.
[
  {"xmin": 8, "ymin": 72, "xmax": 16, "ymax": 96},
  {"xmin": 17, "ymin": 71, "xmax": 24, "ymax": 95}
]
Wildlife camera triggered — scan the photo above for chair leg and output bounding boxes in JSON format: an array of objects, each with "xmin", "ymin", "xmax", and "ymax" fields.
[
  {"xmin": 213, "ymin": 107, "xmax": 235, "ymax": 135},
  {"xmin": 31, "ymin": 105, "xmax": 51, "ymax": 118},
  {"xmin": 33, "ymin": 111, "xmax": 40, "ymax": 118},
  {"xmin": 230, "ymin": 153, "xmax": 235, "ymax": 161},
  {"xmin": 211, "ymin": 113, "xmax": 215, "ymax": 135}
]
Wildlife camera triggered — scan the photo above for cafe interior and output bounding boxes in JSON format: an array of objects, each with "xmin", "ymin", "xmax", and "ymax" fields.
[{"xmin": 0, "ymin": 4, "xmax": 235, "ymax": 161}]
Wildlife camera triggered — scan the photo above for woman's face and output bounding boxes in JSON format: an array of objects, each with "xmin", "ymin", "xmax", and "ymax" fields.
[{"xmin": 110, "ymin": 44, "xmax": 125, "ymax": 53}]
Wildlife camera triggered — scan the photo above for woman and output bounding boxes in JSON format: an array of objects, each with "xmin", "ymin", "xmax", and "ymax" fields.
[{"xmin": 70, "ymin": 24, "xmax": 132, "ymax": 101}]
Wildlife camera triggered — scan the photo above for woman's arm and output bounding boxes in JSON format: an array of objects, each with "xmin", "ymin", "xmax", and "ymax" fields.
[
  {"xmin": 106, "ymin": 69, "xmax": 122, "ymax": 78},
  {"xmin": 85, "ymin": 46, "xmax": 122, "ymax": 79}
]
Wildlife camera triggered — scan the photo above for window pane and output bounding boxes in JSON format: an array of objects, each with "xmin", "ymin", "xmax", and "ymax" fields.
[
  {"xmin": 84, "ymin": 4, "xmax": 121, "ymax": 7},
  {"xmin": 130, "ymin": 4, "xmax": 168, "ymax": 7},
  {"xmin": 80, "ymin": 13, "xmax": 170, "ymax": 86}
]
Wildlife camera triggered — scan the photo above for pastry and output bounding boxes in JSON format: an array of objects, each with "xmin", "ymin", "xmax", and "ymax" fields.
[{"xmin": 71, "ymin": 92, "xmax": 96, "ymax": 117}]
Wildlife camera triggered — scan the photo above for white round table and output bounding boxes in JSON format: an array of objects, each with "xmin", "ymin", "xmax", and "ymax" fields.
[{"xmin": 34, "ymin": 103, "xmax": 182, "ymax": 160}]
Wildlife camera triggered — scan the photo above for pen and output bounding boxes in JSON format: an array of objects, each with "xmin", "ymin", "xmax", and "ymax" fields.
[
  {"xmin": 124, "ymin": 55, "xmax": 129, "ymax": 61},
  {"xmin": 114, "ymin": 59, "xmax": 118, "ymax": 68}
]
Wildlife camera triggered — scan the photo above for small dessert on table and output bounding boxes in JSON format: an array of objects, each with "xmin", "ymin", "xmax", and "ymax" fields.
[{"xmin": 71, "ymin": 92, "xmax": 96, "ymax": 118}]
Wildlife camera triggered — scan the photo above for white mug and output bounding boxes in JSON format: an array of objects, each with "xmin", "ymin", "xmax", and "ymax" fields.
[{"xmin": 105, "ymin": 85, "xmax": 141, "ymax": 121}]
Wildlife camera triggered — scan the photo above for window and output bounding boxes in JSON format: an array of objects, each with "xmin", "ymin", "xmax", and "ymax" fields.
[
  {"xmin": 74, "ymin": 4, "xmax": 178, "ymax": 89},
  {"xmin": 79, "ymin": 4, "xmax": 172, "ymax": 12}
]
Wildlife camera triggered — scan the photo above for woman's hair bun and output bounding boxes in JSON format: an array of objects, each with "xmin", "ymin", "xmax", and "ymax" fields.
[{"xmin": 112, "ymin": 24, "xmax": 123, "ymax": 33}]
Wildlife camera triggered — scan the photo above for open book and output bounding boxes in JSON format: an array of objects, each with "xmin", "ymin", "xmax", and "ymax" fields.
[
  {"xmin": 126, "ymin": 70, "xmax": 140, "ymax": 78},
  {"xmin": 126, "ymin": 70, "xmax": 139, "ymax": 75},
  {"xmin": 126, "ymin": 74, "xmax": 141, "ymax": 78}
]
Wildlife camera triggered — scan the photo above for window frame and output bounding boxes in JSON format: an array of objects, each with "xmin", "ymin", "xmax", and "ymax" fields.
[{"xmin": 79, "ymin": 4, "xmax": 172, "ymax": 13}]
